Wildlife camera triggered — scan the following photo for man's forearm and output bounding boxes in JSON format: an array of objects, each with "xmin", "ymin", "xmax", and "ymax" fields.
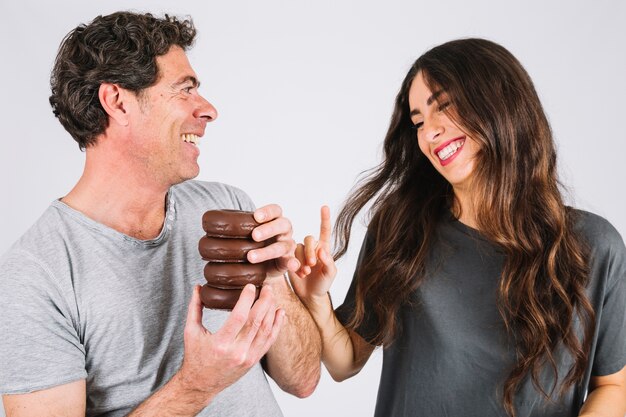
[
  {"xmin": 128, "ymin": 372, "xmax": 216, "ymax": 417},
  {"xmin": 263, "ymin": 274, "xmax": 321, "ymax": 398}
]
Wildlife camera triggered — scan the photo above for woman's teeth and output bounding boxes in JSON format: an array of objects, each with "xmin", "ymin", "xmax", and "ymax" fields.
[
  {"xmin": 182, "ymin": 134, "xmax": 199, "ymax": 145},
  {"xmin": 437, "ymin": 139, "xmax": 464, "ymax": 160}
]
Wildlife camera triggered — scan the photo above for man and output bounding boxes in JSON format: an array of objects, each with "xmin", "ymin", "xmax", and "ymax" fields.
[{"xmin": 0, "ymin": 11, "xmax": 321, "ymax": 416}]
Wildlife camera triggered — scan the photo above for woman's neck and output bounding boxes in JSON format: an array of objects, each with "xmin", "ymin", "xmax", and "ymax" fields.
[{"xmin": 451, "ymin": 188, "xmax": 479, "ymax": 230}]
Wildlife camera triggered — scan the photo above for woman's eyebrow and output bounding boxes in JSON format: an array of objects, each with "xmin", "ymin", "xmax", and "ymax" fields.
[
  {"xmin": 410, "ymin": 90, "xmax": 443, "ymax": 117},
  {"xmin": 426, "ymin": 90, "xmax": 443, "ymax": 106}
]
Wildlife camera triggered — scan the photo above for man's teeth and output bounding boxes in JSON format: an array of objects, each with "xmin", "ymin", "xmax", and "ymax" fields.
[
  {"xmin": 182, "ymin": 134, "xmax": 199, "ymax": 145},
  {"xmin": 437, "ymin": 139, "xmax": 464, "ymax": 160}
]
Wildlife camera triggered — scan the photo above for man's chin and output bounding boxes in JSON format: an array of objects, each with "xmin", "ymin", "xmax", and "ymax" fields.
[{"xmin": 173, "ymin": 167, "xmax": 200, "ymax": 185}]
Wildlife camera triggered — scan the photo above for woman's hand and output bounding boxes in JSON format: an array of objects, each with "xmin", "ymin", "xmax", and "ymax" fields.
[{"xmin": 288, "ymin": 206, "xmax": 337, "ymax": 304}]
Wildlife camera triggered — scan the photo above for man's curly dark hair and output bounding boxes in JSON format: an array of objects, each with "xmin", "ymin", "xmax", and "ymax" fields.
[{"xmin": 49, "ymin": 11, "xmax": 196, "ymax": 150}]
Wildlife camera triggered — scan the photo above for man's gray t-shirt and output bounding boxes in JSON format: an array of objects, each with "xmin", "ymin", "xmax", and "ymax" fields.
[
  {"xmin": 0, "ymin": 180, "xmax": 283, "ymax": 417},
  {"xmin": 336, "ymin": 210, "xmax": 626, "ymax": 417}
]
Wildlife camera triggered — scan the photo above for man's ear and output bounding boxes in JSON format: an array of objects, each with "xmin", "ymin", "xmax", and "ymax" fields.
[{"xmin": 98, "ymin": 83, "xmax": 131, "ymax": 126}]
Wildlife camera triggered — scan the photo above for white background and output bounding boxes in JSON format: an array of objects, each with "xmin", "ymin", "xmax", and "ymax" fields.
[{"xmin": 1, "ymin": 1, "xmax": 625, "ymax": 416}]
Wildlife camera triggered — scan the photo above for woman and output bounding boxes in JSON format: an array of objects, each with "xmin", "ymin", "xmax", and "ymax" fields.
[{"xmin": 289, "ymin": 38, "xmax": 626, "ymax": 417}]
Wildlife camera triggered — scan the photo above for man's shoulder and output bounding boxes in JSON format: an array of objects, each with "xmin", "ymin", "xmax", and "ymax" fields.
[
  {"xmin": 0, "ymin": 203, "xmax": 70, "ymax": 279},
  {"xmin": 4, "ymin": 203, "xmax": 67, "ymax": 251},
  {"xmin": 171, "ymin": 180, "xmax": 255, "ymax": 211}
]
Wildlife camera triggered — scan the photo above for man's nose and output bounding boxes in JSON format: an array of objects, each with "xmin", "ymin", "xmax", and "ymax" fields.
[{"xmin": 194, "ymin": 94, "xmax": 218, "ymax": 123}]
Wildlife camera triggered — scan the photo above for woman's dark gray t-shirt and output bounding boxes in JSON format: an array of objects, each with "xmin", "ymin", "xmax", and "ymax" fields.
[{"xmin": 336, "ymin": 210, "xmax": 626, "ymax": 417}]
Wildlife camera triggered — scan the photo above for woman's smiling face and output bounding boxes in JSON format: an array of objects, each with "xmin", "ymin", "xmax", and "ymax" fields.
[{"xmin": 408, "ymin": 71, "xmax": 480, "ymax": 194}]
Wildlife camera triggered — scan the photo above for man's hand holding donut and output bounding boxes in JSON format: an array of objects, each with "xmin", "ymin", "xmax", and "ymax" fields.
[
  {"xmin": 247, "ymin": 204, "xmax": 300, "ymax": 276},
  {"xmin": 168, "ymin": 203, "xmax": 318, "ymax": 409},
  {"xmin": 135, "ymin": 279, "xmax": 285, "ymax": 415},
  {"xmin": 171, "ymin": 284, "xmax": 284, "ymax": 409}
]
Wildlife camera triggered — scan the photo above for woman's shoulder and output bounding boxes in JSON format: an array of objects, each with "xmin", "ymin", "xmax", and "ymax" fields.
[{"xmin": 570, "ymin": 208, "xmax": 625, "ymax": 260}]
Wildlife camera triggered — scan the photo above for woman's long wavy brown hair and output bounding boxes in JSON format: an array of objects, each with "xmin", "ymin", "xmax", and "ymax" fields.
[{"xmin": 334, "ymin": 38, "xmax": 594, "ymax": 416}]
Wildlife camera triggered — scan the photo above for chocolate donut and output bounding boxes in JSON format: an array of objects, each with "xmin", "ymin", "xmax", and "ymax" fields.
[
  {"xmin": 202, "ymin": 210, "xmax": 259, "ymax": 239},
  {"xmin": 199, "ymin": 209, "xmax": 270, "ymax": 310},
  {"xmin": 203, "ymin": 262, "xmax": 267, "ymax": 288},
  {"xmin": 200, "ymin": 284, "xmax": 261, "ymax": 310},
  {"xmin": 198, "ymin": 236, "xmax": 266, "ymax": 262}
]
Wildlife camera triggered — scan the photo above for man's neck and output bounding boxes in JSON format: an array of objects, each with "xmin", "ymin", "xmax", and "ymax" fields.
[{"xmin": 62, "ymin": 150, "xmax": 173, "ymax": 240}]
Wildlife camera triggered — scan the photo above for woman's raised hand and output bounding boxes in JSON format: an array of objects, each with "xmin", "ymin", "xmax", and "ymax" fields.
[{"xmin": 288, "ymin": 206, "xmax": 337, "ymax": 304}]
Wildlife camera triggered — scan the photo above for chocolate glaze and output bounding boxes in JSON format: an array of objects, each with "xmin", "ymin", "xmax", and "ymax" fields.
[
  {"xmin": 200, "ymin": 284, "xmax": 261, "ymax": 310},
  {"xmin": 198, "ymin": 236, "xmax": 266, "ymax": 262},
  {"xmin": 203, "ymin": 262, "xmax": 267, "ymax": 288},
  {"xmin": 199, "ymin": 209, "xmax": 270, "ymax": 310},
  {"xmin": 202, "ymin": 210, "xmax": 259, "ymax": 239}
]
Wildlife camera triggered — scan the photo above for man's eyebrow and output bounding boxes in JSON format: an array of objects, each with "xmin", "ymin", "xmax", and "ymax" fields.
[
  {"xmin": 173, "ymin": 76, "xmax": 200, "ymax": 89},
  {"xmin": 409, "ymin": 90, "xmax": 444, "ymax": 117}
]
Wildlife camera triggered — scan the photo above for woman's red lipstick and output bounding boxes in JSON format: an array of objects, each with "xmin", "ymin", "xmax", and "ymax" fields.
[{"xmin": 433, "ymin": 136, "xmax": 465, "ymax": 166}]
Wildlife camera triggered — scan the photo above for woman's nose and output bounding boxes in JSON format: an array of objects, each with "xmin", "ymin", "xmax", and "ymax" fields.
[{"xmin": 422, "ymin": 116, "xmax": 444, "ymax": 142}]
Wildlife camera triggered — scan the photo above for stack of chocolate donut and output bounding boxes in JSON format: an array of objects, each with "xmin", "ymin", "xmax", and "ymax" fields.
[{"xmin": 198, "ymin": 209, "xmax": 268, "ymax": 310}]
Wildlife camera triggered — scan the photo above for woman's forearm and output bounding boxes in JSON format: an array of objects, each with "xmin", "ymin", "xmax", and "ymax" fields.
[{"xmin": 304, "ymin": 294, "xmax": 374, "ymax": 381}]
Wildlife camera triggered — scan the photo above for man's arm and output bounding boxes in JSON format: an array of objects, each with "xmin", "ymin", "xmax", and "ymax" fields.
[
  {"xmin": 247, "ymin": 204, "xmax": 322, "ymax": 397},
  {"xmin": 3, "ymin": 285, "xmax": 284, "ymax": 417},
  {"xmin": 262, "ymin": 274, "xmax": 321, "ymax": 397},
  {"xmin": 3, "ymin": 380, "xmax": 86, "ymax": 417}
]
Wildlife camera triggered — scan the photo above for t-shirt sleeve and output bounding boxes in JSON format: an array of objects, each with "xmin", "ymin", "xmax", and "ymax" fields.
[
  {"xmin": 335, "ymin": 232, "xmax": 381, "ymax": 345},
  {"xmin": 0, "ymin": 250, "xmax": 86, "ymax": 394},
  {"xmin": 585, "ymin": 216, "xmax": 626, "ymax": 376},
  {"xmin": 229, "ymin": 185, "xmax": 256, "ymax": 212},
  {"xmin": 589, "ymin": 224, "xmax": 626, "ymax": 377}
]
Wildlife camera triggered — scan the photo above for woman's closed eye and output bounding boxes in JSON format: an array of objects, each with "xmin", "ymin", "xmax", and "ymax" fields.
[
  {"xmin": 437, "ymin": 101, "xmax": 450, "ymax": 112},
  {"xmin": 410, "ymin": 121, "xmax": 424, "ymax": 130},
  {"xmin": 410, "ymin": 100, "xmax": 450, "ymax": 130}
]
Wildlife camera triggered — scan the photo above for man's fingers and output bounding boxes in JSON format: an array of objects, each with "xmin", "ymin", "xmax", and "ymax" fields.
[
  {"xmin": 220, "ymin": 284, "xmax": 257, "ymax": 339},
  {"xmin": 236, "ymin": 286, "xmax": 275, "ymax": 347},
  {"xmin": 251, "ymin": 216, "xmax": 292, "ymax": 243},
  {"xmin": 184, "ymin": 285, "xmax": 208, "ymax": 343},
  {"xmin": 253, "ymin": 204, "xmax": 283, "ymax": 225},
  {"xmin": 254, "ymin": 308, "xmax": 285, "ymax": 356},
  {"xmin": 186, "ymin": 285, "xmax": 204, "ymax": 328},
  {"xmin": 319, "ymin": 205, "xmax": 332, "ymax": 247},
  {"xmin": 248, "ymin": 240, "xmax": 295, "ymax": 264},
  {"xmin": 248, "ymin": 300, "xmax": 283, "ymax": 355},
  {"xmin": 268, "ymin": 254, "xmax": 302, "ymax": 276}
]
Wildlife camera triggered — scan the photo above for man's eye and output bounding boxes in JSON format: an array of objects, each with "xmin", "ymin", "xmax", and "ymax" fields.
[
  {"xmin": 182, "ymin": 86, "xmax": 193, "ymax": 94},
  {"xmin": 410, "ymin": 121, "xmax": 423, "ymax": 130}
]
